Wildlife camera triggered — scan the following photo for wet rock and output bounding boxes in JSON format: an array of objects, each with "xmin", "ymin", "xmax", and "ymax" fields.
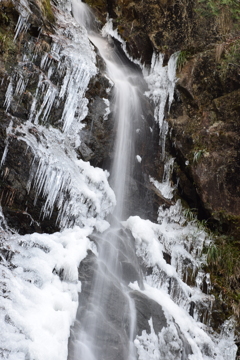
[
  {"xmin": 85, "ymin": 0, "xmax": 226, "ymax": 63},
  {"xmin": 0, "ymin": 136, "xmax": 59, "ymax": 234},
  {"xmin": 69, "ymin": 251, "xmax": 132, "ymax": 360},
  {"xmin": 130, "ymin": 290, "xmax": 167, "ymax": 335}
]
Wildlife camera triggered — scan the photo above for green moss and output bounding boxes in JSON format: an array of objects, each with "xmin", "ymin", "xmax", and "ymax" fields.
[
  {"xmin": 203, "ymin": 229, "xmax": 240, "ymax": 321},
  {"xmin": 0, "ymin": 28, "xmax": 16, "ymax": 59},
  {"xmin": 196, "ymin": 0, "xmax": 240, "ymax": 21},
  {"xmin": 218, "ymin": 39, "xmax": 240, "ymax": 78},
  {"xmin": 41, "ymin": 0, "xmax": 55, "ymax": 23},
  {"xmin": 177, "ymin": 50, "xmax": 190, "ymax": 71},
  {"xmin": 84, "ymin": 0, "xmax": 106, "ymax": 10}
]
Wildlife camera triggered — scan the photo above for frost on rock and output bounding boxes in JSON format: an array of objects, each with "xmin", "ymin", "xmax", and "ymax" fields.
[
  {"xmin": 134, "ymin": 318, "xmax": 161, "ymax": 360},
  {"xmin": 144, "ymin": 52, "xmax": 178, "ymax": 159},
  {"xmin": 102, "ymin": 18, "xmax": 143, "ymax": 68},
  {"xmin": 125, "ymin": 202, "xmax": 237, "ymax": 360},
  {"xmin": 150, "ymin": 157, "xmax": 175, "ymax": 200},
  {"xmin": 131, "ymin": 282, "xmax": 237, "ymax": 360},
  {"xmin": 8, "ymin": 121, "xmax": 115, "ymax": 231},
  {"xmin": 135, "ymin": 319, "xmax": 184, "ymax": 360},
  {"xmin": 124, "ymin": 200, "xmax": 207, "ymax": 288},
  {"xmin": 13, "ymin": 0, "xmax": 31, "ymax": 40},
  {"xmin": 5, "ymin": 0, "xmax": 97, "ymax": 142},
  {"xmin": 1, "ymin": 1, "xmax": 115, "ymax": 230},
  {"xmin": 103, "ymin": 98, "xmax": 110, "ymax": 120},
  {"xmin": 0, "ymin": 209, "xmax": 96, "ymax": 360}
]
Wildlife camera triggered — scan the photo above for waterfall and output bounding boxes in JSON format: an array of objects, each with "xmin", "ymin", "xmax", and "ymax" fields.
[
  {"xmin": 67, "ymin": 2, "xmax": 144, "ymax": 359},
  {"xmin": 0, "ymin": 0, "xmax": 238, "ymax": 359}
]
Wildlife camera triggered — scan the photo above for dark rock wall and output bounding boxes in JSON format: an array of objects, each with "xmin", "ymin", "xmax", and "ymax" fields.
[{"xmin": 170, "ymin": 50, "xmax": 240, "ymax": 229}]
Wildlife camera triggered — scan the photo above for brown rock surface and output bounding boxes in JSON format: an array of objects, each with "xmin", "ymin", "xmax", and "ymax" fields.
[{"xmin": 169, "ymin": 47, "xmax": 240, "ymax": 231}]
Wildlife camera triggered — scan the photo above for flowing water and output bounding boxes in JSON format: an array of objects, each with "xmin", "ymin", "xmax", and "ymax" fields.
[{"xmin": 68, "ymin": 2, "xmax": 144, "ymax": 359}]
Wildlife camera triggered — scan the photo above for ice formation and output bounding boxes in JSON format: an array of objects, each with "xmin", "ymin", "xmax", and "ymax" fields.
[
  {"xmin": 13, "ymin": 0, "xmax": 31, "ymax": 40},
  {"xmin": 150, "ymin": 157, "xmax": 175, "ymax": 200},
  {"xmin": 0, "ymin": 210, "xmax": 97, "ymax": 360},
  {"xmin": 2, "ymin": 0, "xmax": 115, "ymax": 230},
  {"xmin": 144, "ymin": 52, "xmax": 178, "ymax": 159},
  {"xmin": 124, "ymin": 202, "xmax": 237, "ymax": 360}
]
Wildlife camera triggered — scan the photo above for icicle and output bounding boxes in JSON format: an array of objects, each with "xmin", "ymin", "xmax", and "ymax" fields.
[
  {"xmin": 0, "ymin": 121, "xmax": 13, "ymax": 168},
  {"xmin": 40, "ymin": 53, "xmax": 49, "ymax": 70},
  {"xmin": 15, "ymin": 122, "xmax": 115, "ymax": 229},
  {"xmin": 34, "ymin": 83, "xmax": 58, "ymax": 124},
  {"xmin": 59, "ymin": 63, "xmax": 91, "ymax": 132},
  {"xmin": 4, "ymin": 79, "xmax": 13, "ymax": 112},
  {"xmin": 0, "ymin": 145, "xmax": 8, "ymax": 168},
  {"xmin": 14, "ymin": 14, "xmax": 30, "ymax": 40},
  {"xmin": 28, "ymin": 74, "xmax": 43, "ymax": 123},
  {"xmin": 144, "ymin": 52, "xmax": 179, "ymax": 160},
  {"xmin": 150, "ymin": 157, "xmax": 175, "ymax": 200}
]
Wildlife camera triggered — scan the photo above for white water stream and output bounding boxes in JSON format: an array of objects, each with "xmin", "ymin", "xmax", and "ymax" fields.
[{"xmin": 68, "ymin": 2, "xmax": 144, "ymax": 359}]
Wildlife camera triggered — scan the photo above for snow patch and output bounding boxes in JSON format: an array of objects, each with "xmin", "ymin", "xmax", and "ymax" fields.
[{"xmin": 0, "ymin": 220, "xmax": 93, "ymax": 360}]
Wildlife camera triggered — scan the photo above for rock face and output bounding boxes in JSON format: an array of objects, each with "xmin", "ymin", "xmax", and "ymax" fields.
[
  {"xmin": 0, "ymin": 0, "xmax": 59, "ymax": 233},
  {"xmin": 130, "ymin": 290, "xmax": 167, "ymax": 336},
  {"xmin": 170, "ymin": 49, "xmax": 240, "ymax": 231},
  {"xmin": 85, "ymin": 0, "xmax": 237, "ymax": 63}
]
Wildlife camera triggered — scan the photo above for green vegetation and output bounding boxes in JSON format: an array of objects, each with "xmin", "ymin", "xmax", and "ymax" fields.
[
  {"xmin": 41, "ymin": 0, "xmax": 55, "ymax": 23},
  {"xmin": 183, "ymin": 206, "xmax": 240, "ymax": 320},
  {"xmin": 197, "ymin": 0, "xmax": 240, "ymax": 20},
  {"xmin": 84, "ymin": 0, "xmax": 106, "ymax": 10},
  {"xmin": 193, "ymin": 149, "xmax": 208, "ymax": 164},
  {"xmin": 176, "ymin": 50, "xmax": 189, "ymax": 71},
  {"xmin": 0, "ymin": 12, "xmax": 10, "ymax": 25},
  {"xmin": 218, "ymin": 39, "xmax": 240, "ymax": 78},
  {"xmin": 183, "ymin": 207, "xmax": 198, "ymax": 222},
  {"xmin": 0, "ymin": 30, "xmax": 16, "ymax": 58},
  {"xmin": 206, "ymin": 235, "xmax": 240, "ymax": 319},
  {"xmin": 207, "ymin": 239, "xmax": 240, "ymax": 287}
]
